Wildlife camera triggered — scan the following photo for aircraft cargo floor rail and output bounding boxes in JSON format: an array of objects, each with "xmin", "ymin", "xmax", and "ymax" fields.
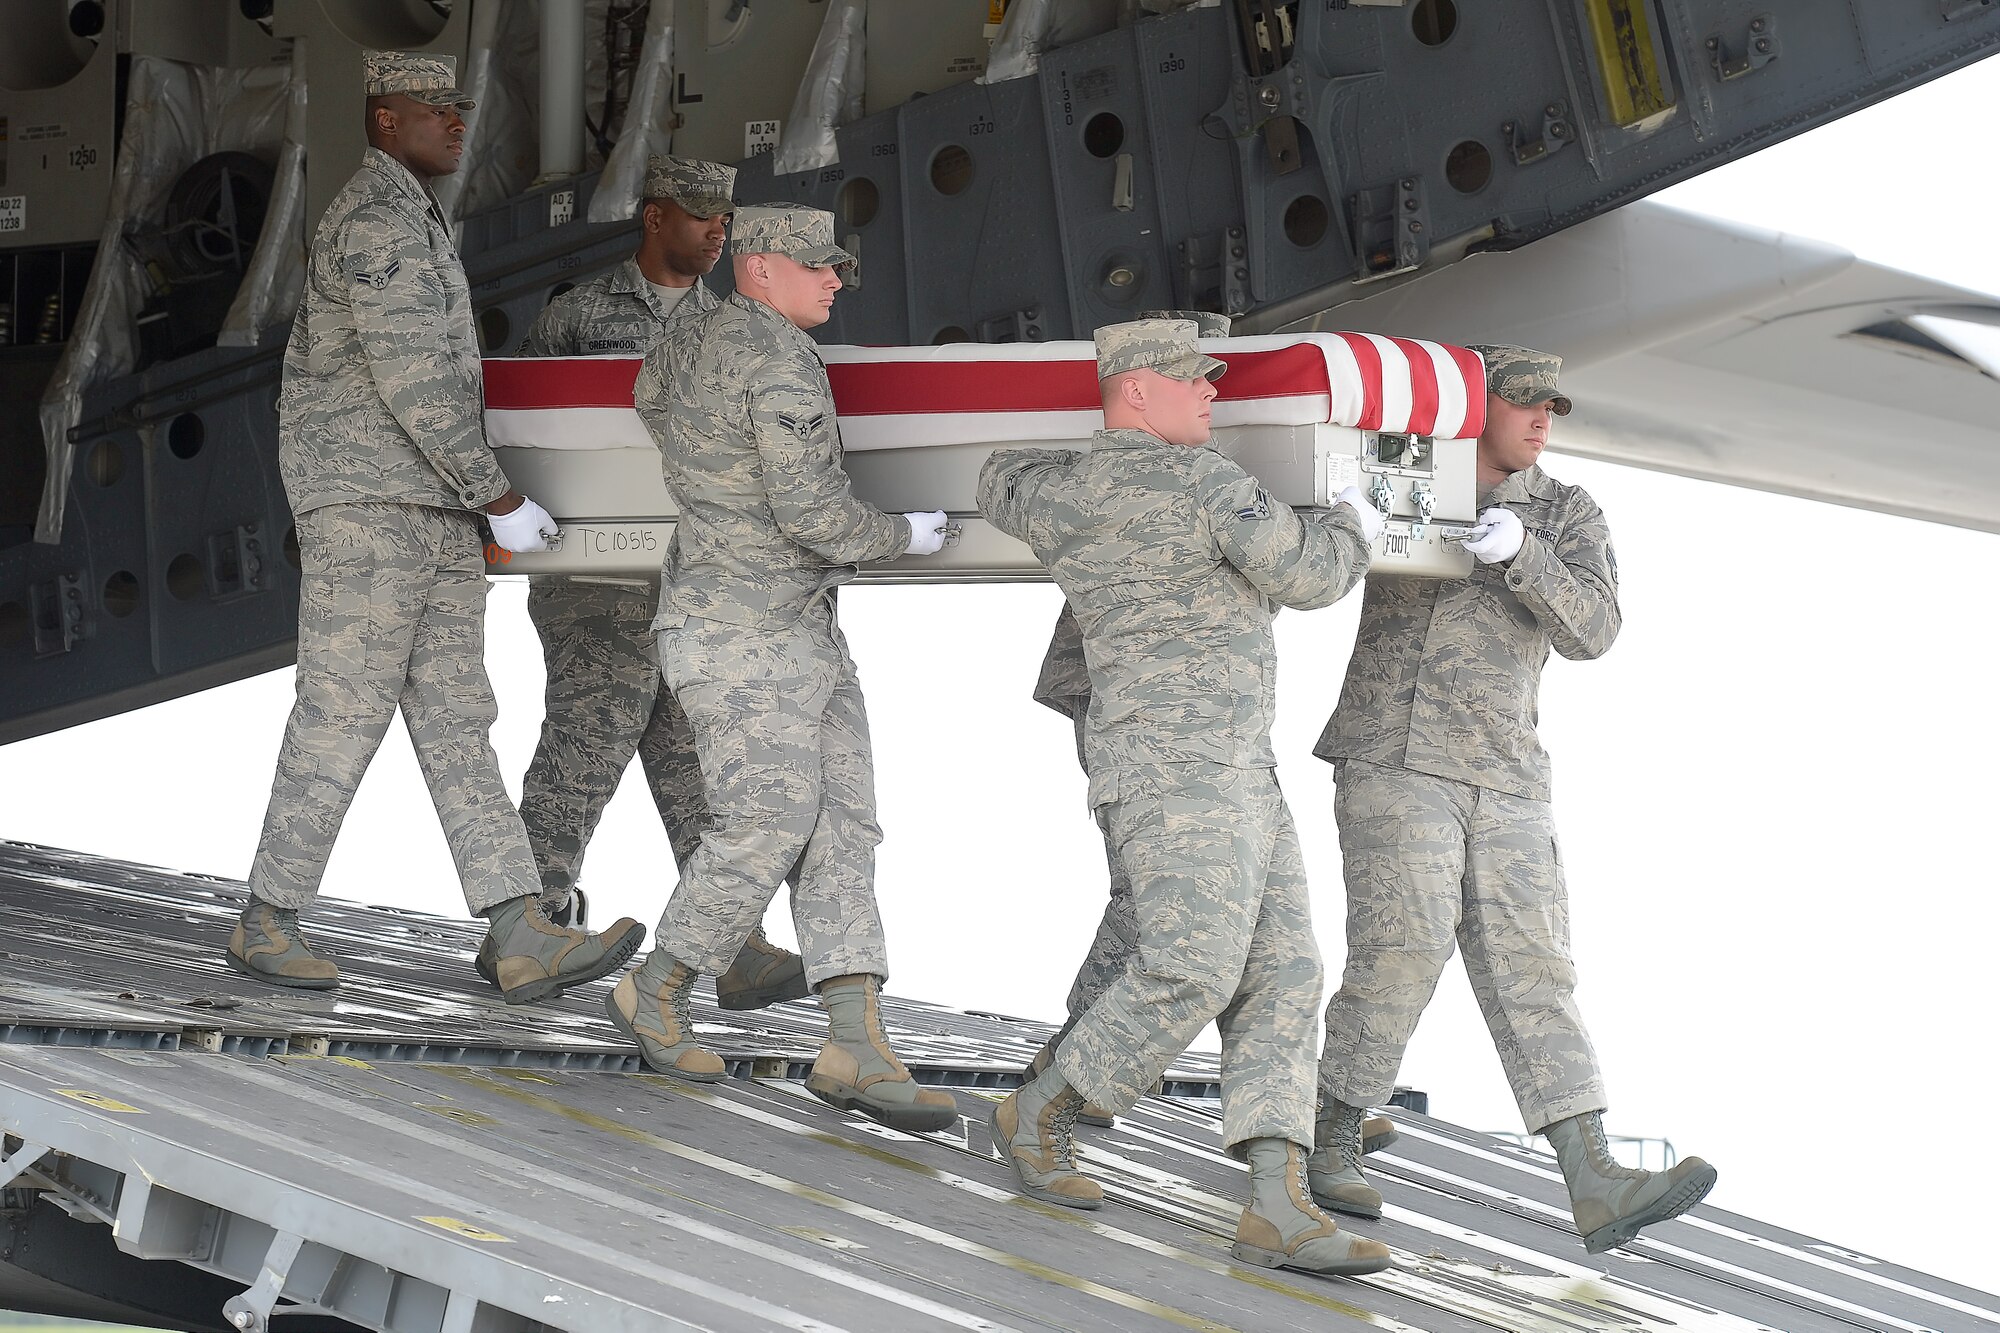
[{"xmin": 2, "ymin": 841, "xmax": 1994, "ymax": 1333}]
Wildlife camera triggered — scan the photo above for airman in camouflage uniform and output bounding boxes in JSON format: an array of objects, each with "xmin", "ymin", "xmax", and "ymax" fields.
[
  {"xmin": 1311, "ymin": 344, "xmax": 1716, "ymax": 1253},
  {"xmin": 979, "ymin": 319, "xmax": 1390, "ymax": 1279},
  {"xmin": 603, "ymin": 203, "xmax": 958, "ymax": 1134},
  {"xmin": 1021, "ymin": 311, "xmax": 1396, "ymax": 1153},
  {"xmin": 231, "ymin": 52, "xmax": 643, "ymax": 1004},
  {"xmin": 1020, "ymin": 313, "xmax": 1227, "ymax": 1116},
  {"xmin": 506, "ymin": 156, "xmax": 806, "ymax": 1011}
]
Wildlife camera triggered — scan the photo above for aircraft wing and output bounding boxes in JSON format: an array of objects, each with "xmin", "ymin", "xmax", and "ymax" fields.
[{"xmin": 1290, "ymin": 202, "xmax": 2000, "ymax": 534}]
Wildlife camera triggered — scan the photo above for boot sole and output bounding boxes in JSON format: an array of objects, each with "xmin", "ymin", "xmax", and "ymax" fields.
[
  {"xmin": 602, "ymin": 990, "xmax": 728, "ymax": 1083},
  {"xmin": 1582, "ymin": 1162, "xmax": 1719, "ymax": 1254},
  {"xmin": 1304, "ymin": 1184, "xmax": 1384, "ymax": 1216},
  {"xmin": 1230, "ymin": 1242, "xmax": 1392, "ymax": 1276},
  {"xmin": 1076, "ymin": 1112, "xmax": 1115, "ymax": 1129},
  {"xmin": 806, "ymin": 1073, "xmax": 961, "ymax": 1134},
  {"xmin": 501, "ymin": 921, "xmax": 644, "ymax": 1006},
  {"xmin": 1362, "ymin": 1128, "xmax": 1399, "ymax": 1155},
  {"xmin": 985, "ymin": 1105, "xmax": 1103, "ymax": 1210},
  {"xmin": 225, "ymin": 950, "xmax": 337, "ymax": 991}
]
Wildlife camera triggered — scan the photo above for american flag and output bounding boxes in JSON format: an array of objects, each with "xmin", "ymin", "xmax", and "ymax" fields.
[{"xmin": 482, "ymin": 333, "xmax": 1487, "ymax": 452}]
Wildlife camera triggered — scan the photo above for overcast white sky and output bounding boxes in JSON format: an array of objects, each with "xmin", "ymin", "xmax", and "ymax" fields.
[{"xmin": 6, "ymin": 55, "xmax": 1999, "ymax": 1295}]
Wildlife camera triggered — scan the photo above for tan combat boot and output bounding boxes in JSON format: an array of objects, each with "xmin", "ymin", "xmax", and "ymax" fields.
[
  {"xmin": 1234, "ymin": 1139, "xmax": 1393, "ymax": 1276},
  {"xmin": 806, "ymin": 976, "xmax": 960, "ymax": 1132},
  {"xmin": 1023, "ymin": 1038, "xmax": 1117, "ymax": 1127},
  {"xmin": 1307, "ymin": 1099, "xmax": 1383, "ymax": 1218},
  {"xmin": 226, "ymin": 901, "xmax": 339, "ymax": 990},
  {"xmin": 1544, "ymin": 1112, "xmax": 1717, "ymax": 1253},
  {"xmin": 479, "ymin": 894, "xmax": 644, "ymax": 1005},
  {"xmin": 474, "ymin": 890, "xmax": 585, "ymax": 986},
  {"xmin": 989, "ymin": 1072, "xmax": 1104, "ymax": 1210},
  {"xmin": 714, "ymin": 928, "xmax": 810, "ymax": 1011},
  {"xmin": 1362, "ymin": 1114, "xmax": 1399, "ymax": 1155},
  {"xmin": 606, "ymin": 956, "xmax": 726, "ymax": 1082}
]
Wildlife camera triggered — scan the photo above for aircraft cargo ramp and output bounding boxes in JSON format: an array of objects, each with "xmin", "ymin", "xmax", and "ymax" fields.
[{"xmin": 1, "ymin": 842, "xmax": 1993, "ymax": 1333}]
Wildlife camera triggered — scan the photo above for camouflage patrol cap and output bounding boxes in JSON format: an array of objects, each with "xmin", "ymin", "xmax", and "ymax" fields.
[
  {"xmin": 644, "ymin": 155, "xmax": 737, "ymax": 219},
  {"xmin": 1466, "ymin": 343, "xmax": 1572, "ymax": 416},
  {"xmin": 1095, "ymin": 318, "xmax": 1228, "ymax": 382},
  {"xmin": 1139, "ymin": 309, "xmax": 1232, "ymax": 337},
  {"xmin": 362, "ymin": 51, "xmax": 474, "ymax": 110},
  {"xmin": 731, "ymin": 203, "xmax": 855, "ymax": 269}
]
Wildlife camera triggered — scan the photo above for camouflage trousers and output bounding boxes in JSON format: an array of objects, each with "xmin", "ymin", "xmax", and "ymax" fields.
[
  {"xmin": 1034, "ymin": 610, "xmax": 1135, "ymax": 1044},
  {"xmin": 1319, "ymin": 760, "xmax": 1607, "ymax": 1133},
  {"xmin": 1054, "ymin": 762, "xmax": 1323, "ymax": 1154},
  {"xmin": 519, "ymin": 578, "xmax": 706, "ymax": 895},
  {"xmin": 652, "ymin": 605, "xmax": 889, "ymax": 986},
  {"xmin": 1041, "ymin": 704, "xmax": 1137, "ymax": 1049},
  {"xmin": 250, "ymin": 503, "xmax": 538, "ymax": 914}
]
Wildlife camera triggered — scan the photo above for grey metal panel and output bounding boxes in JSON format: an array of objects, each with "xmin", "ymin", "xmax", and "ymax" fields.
[
  {"xmin": 1130, "ymin": 10, "xmax": 1253, "ymax": 314},
  {"xmin": 2, "ymin": 842, "xmax": 1998, "ymax": 1332},
  {"xmin": 0, "ymin": 0, "xmax": 121, "ymax": 248},
  {"xmin": 820, "ymin": 112, "xmax": 919, "ymax": 347},
  {"xmin": 864, "ymin": 0, "xmax": 998, "ymax": 112},
  {"xmin": 1036, "ymin": 25, "xmax": 1177, "ymax": 329},
  {"xmin": 0, "ymin": 1189, "xmax": 353, "ymax": 1332},
  {"xmin": 897, "ymin": 79, "xmax": 1074, "ymax": 345},
  {"xmin": 0, "ymin": 341, "xmax": 299, "ymax": 743},
  {"xmin": 138, "ymin": 361, "xmax": 292, "ymax": 678},
  {"xmin": 2, "ymin": 1049, "xmax": 1993, "ymax": 1333}
]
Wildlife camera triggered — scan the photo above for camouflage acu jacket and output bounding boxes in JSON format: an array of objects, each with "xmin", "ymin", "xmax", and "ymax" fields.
[
  {"xmin": 519, "ymin": 258, "xmax": 718, "ymax": 358},
  {"xmin": 1032, "ymin": 606, "xmax": 1090, "ymax": 716},
  {"xmin": 635, "ymin": 292, "xmax": 912, "ymax": 630},
  {"xmin": 278, "ymin": 148, "xmax": 509, "ymax": 517},
  {"xmin": 1316, "ymin": 463, "xmax": 1620, "ymax": 801},
  {"xmin": 980, "ymin": 428, "xmax": 1371, "ymax": 773}
]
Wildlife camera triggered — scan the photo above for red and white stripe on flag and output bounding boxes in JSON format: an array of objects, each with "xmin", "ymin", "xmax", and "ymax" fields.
[{"xmin": 482, "ymin": 334, "xmax": 1486, "ymax": 452}]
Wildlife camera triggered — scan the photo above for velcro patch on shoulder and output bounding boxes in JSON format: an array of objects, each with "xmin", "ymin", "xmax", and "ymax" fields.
[{"xmin": 353, "ymin": 259, "xmax": 401, "ymax": 289}]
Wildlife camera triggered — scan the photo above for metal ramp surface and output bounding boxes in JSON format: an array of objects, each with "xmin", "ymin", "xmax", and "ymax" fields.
[{"xmin": 2, "ymin": 842, "xmax": 1995, "ymax": 1333}]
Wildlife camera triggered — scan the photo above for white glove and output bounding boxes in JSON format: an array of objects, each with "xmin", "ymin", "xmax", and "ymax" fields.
[
  {"xmin": 488, "ymin": 496, "xmax": 559, "ymax": 553},
  {"xmin": 1334, "ymin": 486, "xmax": 1385, "ymax": 544},
  {"xmin": 902, "ymin": 510, "xmax": 948, "ymax": 557},
  {"xmin": 1461, "ymin": 506, "xmax": 1524, "ymax": 564}
]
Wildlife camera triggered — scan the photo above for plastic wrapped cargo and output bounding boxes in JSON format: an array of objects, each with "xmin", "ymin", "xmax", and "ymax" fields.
[{"xmin": 36, "ymin": 57, "xmax": 291, "ymax": 544}]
